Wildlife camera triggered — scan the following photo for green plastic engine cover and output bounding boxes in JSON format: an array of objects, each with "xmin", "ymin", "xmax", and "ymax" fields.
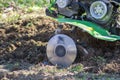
[{"xmin": 48, "ymin": 0, "xmax": 120, "ymax": 41}]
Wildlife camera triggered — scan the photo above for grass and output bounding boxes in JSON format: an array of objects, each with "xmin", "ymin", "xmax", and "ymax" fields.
[
  {"xmin": 0, "ymin": 0, "xmax": 48, "ymax": 24},
  {"xmin": 0, "ymin": 11, "xmax": 20, "ymax": 23},
  {"xmin": 0, "ymin": 0, "xmax": 49, "ymax": 9},
  {"xmin": 0, "ymin": 0, "xmax": 49, "ymax": 14}
]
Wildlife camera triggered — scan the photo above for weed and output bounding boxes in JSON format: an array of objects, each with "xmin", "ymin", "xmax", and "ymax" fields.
[{"xmin": 70, "ymin": 64, "xmax": 84, "ymax": 73}]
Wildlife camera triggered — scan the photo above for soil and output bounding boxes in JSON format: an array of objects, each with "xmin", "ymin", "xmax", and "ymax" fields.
[{"xmin": 0, "ymin": 13, "xmax": 120, "ymax": 79}]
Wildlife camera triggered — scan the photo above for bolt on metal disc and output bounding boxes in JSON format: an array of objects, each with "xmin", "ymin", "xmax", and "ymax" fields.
[{"xmin": 47, "ymin": 34, "xmax": 77, "ymax": 67}]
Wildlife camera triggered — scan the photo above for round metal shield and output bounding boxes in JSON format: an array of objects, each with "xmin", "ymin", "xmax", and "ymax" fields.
[{"xmin": 47, "ymin": 34, "xmax": 77, "ymax": 67}]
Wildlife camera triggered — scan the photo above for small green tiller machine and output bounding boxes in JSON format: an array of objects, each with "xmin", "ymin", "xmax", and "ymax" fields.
[{"xmin": 46, "ymin": 0, "xmax": 120, "ymax": 67}]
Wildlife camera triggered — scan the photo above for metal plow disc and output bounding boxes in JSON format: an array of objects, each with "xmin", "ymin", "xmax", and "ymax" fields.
[{"xmin": 47, "ymin": 34, "xmax": 77, "ymax": 67}]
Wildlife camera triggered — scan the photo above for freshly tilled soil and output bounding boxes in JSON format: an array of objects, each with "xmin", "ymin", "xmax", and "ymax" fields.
[{"xmin": 0, "ymin": 16, "xmax": 120, "ymax": 80}]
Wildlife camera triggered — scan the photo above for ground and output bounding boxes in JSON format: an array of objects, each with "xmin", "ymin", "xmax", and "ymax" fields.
[{"xmin": 0, "ymin": 7, "xmax": 120, "ymax": 80}]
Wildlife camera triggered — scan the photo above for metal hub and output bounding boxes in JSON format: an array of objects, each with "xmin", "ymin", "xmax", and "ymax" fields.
[
  {"xmin": 90, "ymin": 1, "xmax": 107, "ymax": 19},
  {"xmin": 47, "ymin": 34, "xmax": 77, "ymax": 67},
  {"xmin": 55, "ymin": 45, "xmax": 66, "ymax": 57}
]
